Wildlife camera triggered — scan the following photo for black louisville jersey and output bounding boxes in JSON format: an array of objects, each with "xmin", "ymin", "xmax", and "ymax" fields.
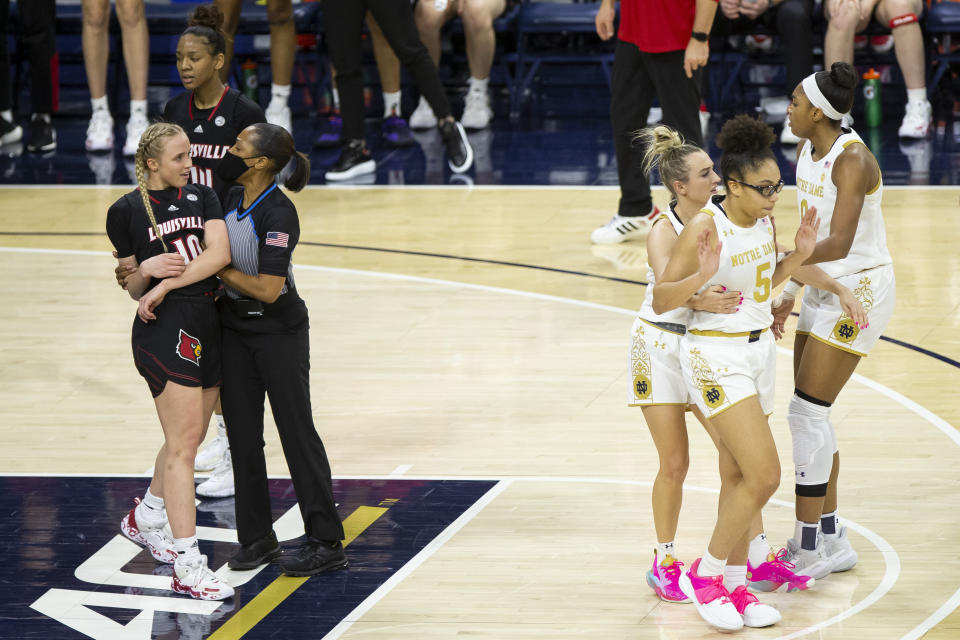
[
  {"xmin": 163, "ymin": 87, "xmax": 265, "ymax": 202},
  {"xmin": 106, "ymin": 183, "xmax": 224, "ymax": 297}
]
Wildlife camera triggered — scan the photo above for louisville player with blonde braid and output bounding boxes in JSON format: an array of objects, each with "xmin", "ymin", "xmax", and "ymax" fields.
[{"xmin": 106, "ymin": 122, "xmax": 234, "ymax": 601}]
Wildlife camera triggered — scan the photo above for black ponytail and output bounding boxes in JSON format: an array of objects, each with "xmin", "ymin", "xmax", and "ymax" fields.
[
  {"xmin": 248, "ymin": 123, "xmax": 310, "ymax": 191},
  {"xmin": 283, "ymin": 151, "xmax": 310, "ymax": 192}
]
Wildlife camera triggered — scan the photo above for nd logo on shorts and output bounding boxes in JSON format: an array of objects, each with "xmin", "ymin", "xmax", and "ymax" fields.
[
  {"xmin": 176, "ymin": 329, "xmax": 202, "ymax": 365},
  {"xmin": 831, "ymin": 317, "xmax": 859, "ymax": 343},
  {"xmin": 633, "ymin": 374, "xmax": 652, "ymax": 400},
  {"xmin": 702, "ymin": 384, "xmax": 726, "ymax": 408}
]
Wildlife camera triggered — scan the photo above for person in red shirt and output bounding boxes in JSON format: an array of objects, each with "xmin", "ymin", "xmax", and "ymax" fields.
[{"xmin": 591, "ymin": 0, "xmax": 718, "ymax": 245}]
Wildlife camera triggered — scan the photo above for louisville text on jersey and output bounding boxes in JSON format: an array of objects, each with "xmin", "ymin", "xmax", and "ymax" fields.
[
  {"xmin": 190, "ymin": 143, "xmax": 231, "ymax": 160},
  {"xmin": 147, "ymin": 216, "xmax": 206, "ymax": 242}
]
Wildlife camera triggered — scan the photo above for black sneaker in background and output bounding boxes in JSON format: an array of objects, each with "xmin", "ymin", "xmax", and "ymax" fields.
[
  {"xmin": 439, "ymin": 119, "xmax": 473, "ymax": 174},
  {"xmin": 27, "ymin": 114, "xmax": 56, "ymax": 153},
  {"xmin": 324, "ymin": 138, "xmax": 375, "ymax": 182},
  {"xmin": 228, "ymin": 531, "xmax": 282, "ymax": 570},
  {"xmin": 0, "ymin": 115, "xmax": 22, "ymax": 145},
  {"xmin": 279, "ymin": 538, "xmax": 347, "ymax": 577}
]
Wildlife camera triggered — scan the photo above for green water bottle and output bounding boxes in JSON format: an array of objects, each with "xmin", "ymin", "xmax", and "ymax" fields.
[
  {"xmin": 242, "ymin": 59, "xmax": 258, "ymax": 102},
  {"xmin": 863, "ymin": 68, "xmax": 881, "ymax": 128}
]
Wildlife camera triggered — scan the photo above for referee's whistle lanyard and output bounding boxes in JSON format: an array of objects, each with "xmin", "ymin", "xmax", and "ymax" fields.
[{"xmin": 232, "ymin": 183, "xmax": 277, "ymax": 220}]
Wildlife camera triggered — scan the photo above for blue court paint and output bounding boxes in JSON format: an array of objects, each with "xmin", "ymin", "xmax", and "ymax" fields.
[{"xmin": 0, "ymin": 476, "xmax": 497, "ymax": 639}]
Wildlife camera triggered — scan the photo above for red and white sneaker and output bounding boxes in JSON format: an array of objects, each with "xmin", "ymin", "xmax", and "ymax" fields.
[
  {"xmin": 120, "ymin": 499, "xmax": 177, "ymax": 564},
  {"xmin": 678, "ymin": 558, "xmax": 743, "ymax": 631},
  {"xmin": 729, "ymin": 585, "xmax": 782, "ymax": 627},
  {"xmin": 748, "ymin": 547, "xmax": 814, "ymax": 592},
  {"xmin": 172, "ymin": 554, "xmax": 235, "ymax": 601},
  {"xmin": 645, "ymin": 551, "xmax": 691, "ymax": 603}
]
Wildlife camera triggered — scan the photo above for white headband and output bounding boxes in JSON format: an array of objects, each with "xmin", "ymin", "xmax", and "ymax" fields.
[{"xmin": 801, "ymin": 74, "xmax": 845, "ymax": 121}]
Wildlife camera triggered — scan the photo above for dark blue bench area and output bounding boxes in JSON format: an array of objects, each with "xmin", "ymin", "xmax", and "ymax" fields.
[
  {"xmin": 7, "ymin": 0, "xmax": 956, "ymax": 122},
  {"xmin": 9, "ymin": 1, "xmax": 322, "ymax": 115}
]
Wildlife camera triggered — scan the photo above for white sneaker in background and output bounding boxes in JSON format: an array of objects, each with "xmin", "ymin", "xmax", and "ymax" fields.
[
  {"xmin": 86, "ymin": 110, "xmax": 115, "ymax": 152},
  {"xmin": 409, "ymin": 96, "xmax": 438, "ymax": 130},
  {"xmin": 196, "ymin": 450, "xmax": 235, "ymax": 498},
  {"xmin": 460, "ymin": 88, "xmax": 493, "ymax": 129},
  {"xmin": 266, "ymin": 102, "xmax": 292, "ymax": 134},
  {"xmin": 590, "ymin": 206, "xmax": 658, "ymax": 245},
  {"xmin": 780, "ymin": 122, "xmax": 801, "ymax": 145},
  {"xmin": 123, "ymin": 114, "xmax": 149, "ymax": 156},
  {"xmin": 899, "ymin": 100, "xmax": 933, "ymax": 138}
]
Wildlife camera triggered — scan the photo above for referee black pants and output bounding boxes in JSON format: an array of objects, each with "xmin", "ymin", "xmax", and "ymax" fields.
[
  {"xmin": 611, "ymin": 40, "xmax": 703, "ymax": 218},
  {"xmin": 322, "ymin": 0, "xmax": 452, "ymax": 141},
  {"xmin": 221, "ymin": 324, "xmax": 345, "ymax": 546},
  {"xmin": 0, "ymin": 0, "xmax": 56, "ymax": 114}
]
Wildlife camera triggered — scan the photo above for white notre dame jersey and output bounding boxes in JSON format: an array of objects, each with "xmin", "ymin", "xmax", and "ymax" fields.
[
  {"xmin": 688, "ymin": 197, "xmax": 776, "ymax": 333},
  {"xmin": 795, "ymin": 128, "xmax": 892, "ymax": 278},
  {"xmin": 637, "ymin": 207, "xmax": 692, "ymax": 327}
]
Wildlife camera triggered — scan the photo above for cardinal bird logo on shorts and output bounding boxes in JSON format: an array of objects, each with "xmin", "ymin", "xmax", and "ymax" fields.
[{"xmin": 176, "ymin": 329, "xmax": 202, "ymax": 365}]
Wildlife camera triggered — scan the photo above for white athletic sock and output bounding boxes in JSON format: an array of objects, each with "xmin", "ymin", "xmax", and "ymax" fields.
[
  {"xmin": 656, "ymin": 541, "xmax": 676, "ymax": 562},
  {"xmin": 907, "ymin": 88, "xmax": 927, "ymax": 105},
  {"xmin": 214, "ymin": 414, "xmax": 226, "ymax": 438},
  {"xmin": 699, "ymin": 549, "xmax": 725, "ymax": 577},
  {"xmin": 143, "ymin": 487, "xmax": 164, "ymax": 511},
  {"xmin": 723, "ymin": 564, "xmax": 748, "ymax": 591},
  {"xmin": 331, "ymin": 87, "xmax": 340, "ymax": 112},
  {"xmin": 91, "ymin": 95, "xmax": 109, "ymax": 113},
  {"xmin": 383, "ymin": 91, "xmax": 401, "ymax": 118},
  {"xmin": 269, "ymin": 83, "xmax": 291, "ymax": 109},
  {"xmin": 173, "ymin": 535, "xmax": 200, "ymax": 560},
  {"xmin": 130, "ymin": 100, "xmax": 147, "ymax": 119},
  {"xmin": 1, "ymin": 109, "xmax": 12, "ymax": 122},
  {"xmin": 468, "ymin": 76, "xmax": 489, "ymax": 94},
  {"xmin": 748, "ymin": 533, "xmax": 771, "ymax": 567}
]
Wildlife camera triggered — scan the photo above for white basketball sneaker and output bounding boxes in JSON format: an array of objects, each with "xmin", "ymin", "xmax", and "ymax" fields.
[
  {"xmin": 123, "ymin": 114, "xmax": 149, "ymax": 156},
  {"xmin": 172, "ymin": 554, "xmax": 234, "ymax": 601},
  {"xmin": 120, "ymin": 499, "xmax": 177, "ymax": 563},
  {"xmin": 86, "ymin": 109, "xmax": 115, "ymax": 152},
  {"xmin": 266, "ymin": 102, "xmax": 292, "ymax": 134},
  {"xmin": 784, "ymin": 537, "xmax": 832, "ymax": 580},
  {"xmin": 195, "ymin": 427, "xmax": 228, "ymax": 471},
  {"xmin": 590, "ymin": 207, "xmax": 659, "ymax": 244},
  {"xmin": 729, "ymin": 585, "xmax": 781, "ymax": 627},
  {"xmin": 823, "ymin": 526, "xmax": 858, "ymax": 572},
  {"xmin": 409, "ymin": 96, "xmax": 437, "ymax": 130},
  {"xmin": 460, "ymin": 88, "xmax": 492, "ymax": 129},
  {"xmin": 898, "ymin": 100, "xmax": 932, "ymax": 139},
  {"xmin": 196, "ymin": 450, "xmax": 235, "ymax": 498}
]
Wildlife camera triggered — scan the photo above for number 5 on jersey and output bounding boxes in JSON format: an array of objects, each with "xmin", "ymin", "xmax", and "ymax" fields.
[{"xmin": 754, "ymin": 263, "xmax": 771, "ymax": 303}]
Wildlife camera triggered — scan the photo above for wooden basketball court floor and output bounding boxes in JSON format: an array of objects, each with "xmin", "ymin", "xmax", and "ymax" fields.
[{"xmin": 0, "ymin": 184, "xmax": 958, "ymax": 639}]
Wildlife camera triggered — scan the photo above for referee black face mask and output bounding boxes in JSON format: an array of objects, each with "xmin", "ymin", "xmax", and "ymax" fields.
[{"xmin": 217, "ymin": 151, "xmax": 262, "ymax": 183}]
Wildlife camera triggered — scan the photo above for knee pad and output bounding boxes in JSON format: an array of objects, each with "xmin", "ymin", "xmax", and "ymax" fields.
[
  {"xmin": 890, "ymin": 13, "xmax": 918, "ymax": 29},
  {"xmin": 788, "ymin": 393, "xmax": 834, "ymax": 491}
]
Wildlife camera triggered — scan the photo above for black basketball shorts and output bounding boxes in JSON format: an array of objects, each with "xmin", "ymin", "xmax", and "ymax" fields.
[{"xmin": 130, "ymin": 294, "xmax": 222, "ymax": 397}]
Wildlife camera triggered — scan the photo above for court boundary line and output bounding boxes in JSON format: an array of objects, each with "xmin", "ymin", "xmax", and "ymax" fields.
[{"xmin": 2, "ymin": 249, "xmax": 957, "ymax": 638}]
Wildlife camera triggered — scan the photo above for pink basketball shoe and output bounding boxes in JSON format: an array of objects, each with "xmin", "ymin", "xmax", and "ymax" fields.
[
  {"xmin": 729, "ymin": 585, "xmax": 782, "ymax": 627},
  {"xmin": 748, "ymin": 547, "xmax": 814, "ymax": 593},
  {"xmin": 644, "ymin": 552, "xmax": 691, "ymax": 603},
  {"xmin": 678, "ymin": 558, "xmax": 743, "ymax": 631}
]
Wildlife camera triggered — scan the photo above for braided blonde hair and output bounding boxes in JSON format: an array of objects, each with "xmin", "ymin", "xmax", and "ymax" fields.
[
  {"xmin": 636, "ymin": 125, "xmax": 702, "ymax": 203},
  {"xmin": 134, "ymin": 122, "xmax": 186, "ymax": 252}
]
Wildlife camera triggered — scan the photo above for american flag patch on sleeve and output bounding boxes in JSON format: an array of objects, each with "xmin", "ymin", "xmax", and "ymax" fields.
[{"xmin": 265, "ymin": 231, "xmax": 289, "ymax": 248}]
